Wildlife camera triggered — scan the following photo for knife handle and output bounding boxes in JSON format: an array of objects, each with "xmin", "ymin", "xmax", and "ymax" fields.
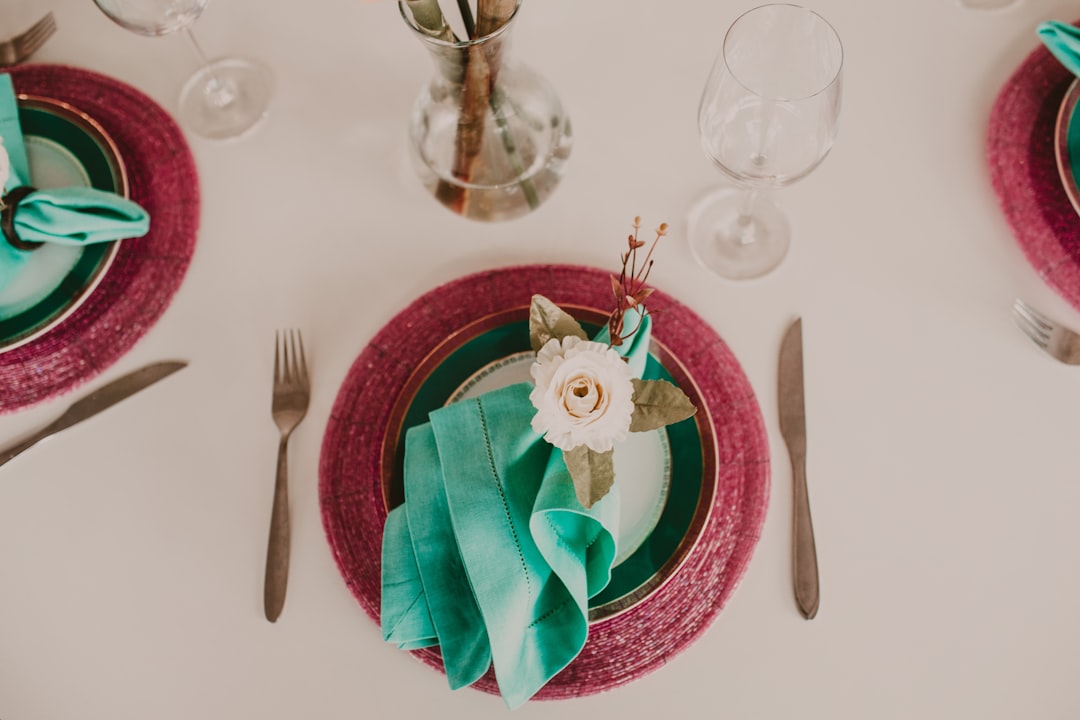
[
  {"xmin": 791, "ymin": 453, "xmax": 820, "ymax": 619},
  {"xmin": 0, "ymin": 421, "xmax": 62, "ymax": 469},
  {"xmin": 264, "ymin": 436, "xmax": 291, "ymax": 622}
]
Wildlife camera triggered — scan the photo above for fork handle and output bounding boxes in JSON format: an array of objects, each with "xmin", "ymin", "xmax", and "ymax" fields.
[{"xmin": 264, "ymin": 436, "xmax": 291, "ymax": 622}]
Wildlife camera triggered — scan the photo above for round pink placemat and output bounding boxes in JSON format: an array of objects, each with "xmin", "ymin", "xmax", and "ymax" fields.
[
  {"xmin": 988, "ymin": 27, "xmax": 1080, "ymax": 308},
  {"xmin": 319, "ymin": 264, "xmax": 770, "ymax": 700},
  {"xmin": 0, "ymin": 64, "xmax": 199, "ymax": 412}
]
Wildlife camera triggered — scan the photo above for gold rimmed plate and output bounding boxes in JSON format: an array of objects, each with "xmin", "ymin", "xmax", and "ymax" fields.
[
  {"xmin": 0, "ymin": 94, "xmax": 127, "ymax": 353},
  {"xmin": 1054, "ymin": 77, "xmax": 1080, "ymax": 217},
  {"xmin": 378, "ymin": 304, "xmax": 717, "ymax": 622}
]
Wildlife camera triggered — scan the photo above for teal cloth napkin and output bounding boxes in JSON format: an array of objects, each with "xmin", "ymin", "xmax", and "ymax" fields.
[
  {"xmin": 382, "ymin": 310, "xmax": 651, "ymax": 708},
  {"xmin": 1038, "ymin": 21, "xmax": 1080, "ymax": 76},
  {"xmin": 0, "ymin": 73, "xmax": 149, "ymax": 290}
]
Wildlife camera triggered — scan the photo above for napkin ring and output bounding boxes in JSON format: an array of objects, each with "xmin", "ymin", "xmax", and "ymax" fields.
[{"xmin": 0, "ymin": 186, "xmax": 42, "ymax": 251}]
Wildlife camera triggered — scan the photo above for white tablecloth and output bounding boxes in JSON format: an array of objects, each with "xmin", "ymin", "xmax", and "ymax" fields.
[{"xmin": 0, "ymin": 1, "xmax": 1077, "ymax": 717}]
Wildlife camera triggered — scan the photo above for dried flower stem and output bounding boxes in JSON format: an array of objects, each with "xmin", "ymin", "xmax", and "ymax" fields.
[
  {"xmin": 456, "ymin": 0, "xmax": 476, "ymax": 37},
  {"xmin": 608, "ymin": 217, "xmax": 668, "ymax": 346},
  {"xmin": 476, "ymin": 0, "xmax": 516, "ymax": 35},
  {"xmin": 404, "ymin": 0, "xmax": 455, "ymax": 41},
  {"xmin": 405, "ymin": 0, "xmax": 539, "ymax": 215}
]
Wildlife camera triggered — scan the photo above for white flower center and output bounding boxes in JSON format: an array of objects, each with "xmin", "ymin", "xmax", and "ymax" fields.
[{"xmin": 562, "ymin": 375, "xmax": 604, "ymax": 418}]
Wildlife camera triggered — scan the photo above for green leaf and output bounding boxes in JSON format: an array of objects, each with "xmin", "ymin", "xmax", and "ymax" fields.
[
  {"xmin": 629, "ymin": 379, "xmax": 697, "ymax": 432},
  {"xmin": 529, "ymin": 294, "xmax": 587, "ymax": 353},
  {"xmin": 563, "ymin": 445, "xmax": 615, "ymax": 509}
]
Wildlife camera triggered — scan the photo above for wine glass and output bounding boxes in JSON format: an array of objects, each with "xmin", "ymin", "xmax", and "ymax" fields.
[
  {"xmin": 93, "ymin": 0, "xmax": 272, "ymax": 141},
  {"xmin": 689, "ymin": 4, "xmax": 843, "ymax": 280}
]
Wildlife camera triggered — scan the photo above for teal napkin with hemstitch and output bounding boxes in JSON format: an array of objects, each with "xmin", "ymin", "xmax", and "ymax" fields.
[
  {"xmin": 0, "ymin": 73, "xmax": 149, "ymax": 290},
  {"xmin": 381, "ymin": 310, "xmax": 651, "ymax": 708},
  {"xmin": 1038, "ymin": 21, "xmax": 1080, "ymax": 76}
]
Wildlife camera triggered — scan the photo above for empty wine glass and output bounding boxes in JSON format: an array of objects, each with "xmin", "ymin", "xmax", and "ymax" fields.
[
  {"xmin": 93, "ymin": 0, "xmax": 272, "ymax": 140},
  {"xmin": 689, "ymin": 4, "xmax": 842, "ymax": 280}
]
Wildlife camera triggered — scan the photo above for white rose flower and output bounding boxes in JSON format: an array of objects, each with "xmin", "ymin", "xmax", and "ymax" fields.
[{"xmin": 529, "ymin": 335, "xmax": 636, "ymax": 453}]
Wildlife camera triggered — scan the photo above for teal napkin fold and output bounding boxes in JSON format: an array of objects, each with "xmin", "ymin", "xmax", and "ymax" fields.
[
  {"xmin": 1038, "ymin": 21, "xmax": 1080, "ymax": 76},
  {"xmin": 0, "ymin": 73, "xmax": 149, "ymax": 290},
  {"xmin": 382, "ymin": 310, "xmax": 651, "ymax": 708}
]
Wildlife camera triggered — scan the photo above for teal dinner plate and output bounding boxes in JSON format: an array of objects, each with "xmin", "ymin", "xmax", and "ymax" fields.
[
  {"xmin": 1054, "ymin": 77, "xmax": 1080, "ymax": 216},
  {"xmin": 0, "ymin": 94, "xmax": 126, "ymax": 352},
  {"xmin": 380, "ymin": 305, "xmax": 715, "ymax": 622}
]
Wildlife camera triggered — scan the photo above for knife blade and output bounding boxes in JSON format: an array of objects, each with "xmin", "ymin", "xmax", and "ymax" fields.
[
  {"xmin": 0, "ymin": 360, "xmax": 187, "ymax": 469},
  {"xmin": 778, "ymin": 317, "xmax": 819, "ymax": 619}
]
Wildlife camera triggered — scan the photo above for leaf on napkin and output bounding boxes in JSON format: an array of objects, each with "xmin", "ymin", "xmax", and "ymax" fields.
[
  {"xmin": 563, "ymin": 445, "xmax": 615, "ymax": 509},
  {"xmin": 529, "ymin": 294, "xmax": 587, "ymax": 352},
  {"xmin": 629, "ymin": 379, "xmax": 697, "ymax": 432}
]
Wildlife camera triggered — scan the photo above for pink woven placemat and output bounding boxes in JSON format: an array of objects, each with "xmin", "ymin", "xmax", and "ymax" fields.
[
  {"xmin": 988, "ymin": 28, "xmax": 1080, "ymax": 308},
  {"xmin": 0, "ymin": 64, "xmax": 198, "ymax": 412},
  {"xmin": 319, "ymin": 264, "xmax": 770, "ymax": 700}
]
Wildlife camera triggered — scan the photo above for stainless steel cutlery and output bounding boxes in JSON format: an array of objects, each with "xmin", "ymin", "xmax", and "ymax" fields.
[
  {"xmin": 0, "ymin": 13, "xmax": 57, "ymax": 68},
  {"xmin": 0, "ymin": 360, "xmax": 186, "ymax": 469},
  {"xmin": 778, "ymin": 317, "xmax": 819, "ymax": 620},
  {"xmin": 1012, "ymin": 298, "xmax": 1080, "ymax": 365},
  {"xmin": 264, "ymin": 330, "xmax": 310, "ymax": 623}
]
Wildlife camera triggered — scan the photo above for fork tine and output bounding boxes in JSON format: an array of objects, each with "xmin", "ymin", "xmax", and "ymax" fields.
[
  {"xmin": 1013, "ymin": 298, "xmax": 1053, "ymax": 333},
  {"xmin": 274, "ymin": 330, "xmax": 282, "ymax": 383},
  {"xmin": 13, "ymin": 29, "xmax": 51, "ymax": 61},
  {"xmin": 14, "ymin": 13, "xmax": 56, "ymax": 56},
  {"xmin": 28, "ymin": 12, "xmax": 55, "ymax": 38},
  {"xmin": 295, "ymin": 330, "xmax": 304, "ymax": 383},
  {"xmin": 1013, "ymin": 300, "xmax": 1052, "ymax": 340},
  {"xmin": 1012, "ymin": 305, "xmax": 1050, "ymax": 348},
  {"xmin": 295, "ymin": 330, "xmax": 308, "ymax": 385}
]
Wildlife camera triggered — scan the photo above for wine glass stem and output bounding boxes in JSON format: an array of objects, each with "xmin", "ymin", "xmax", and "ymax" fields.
[
  {"xmin": 181, "ymin": 27, "xmax": 236, "ymax": 108},
  {"xmin": 736, "ymin": 188, "xmax": 759, "ymax": 245}
]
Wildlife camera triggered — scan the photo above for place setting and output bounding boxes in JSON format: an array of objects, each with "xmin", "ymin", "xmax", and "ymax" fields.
[
  {"xmin": 0, "ymin": 60, "xmax": 199, "ymax": 412},
  {"xmin": 312, "ymin": 0, "xmax": 846, "ymax": 707},
  {"xmin": 0, "ymin": 0, "xmax": 273, "ymax": 415},
  {"xmin": 318, "ymin": 227, "xmax": 771, "ymax": 706},
  {"xmin": 988, "ymin": 16, "xmax": 1080, "ymax": 350}
]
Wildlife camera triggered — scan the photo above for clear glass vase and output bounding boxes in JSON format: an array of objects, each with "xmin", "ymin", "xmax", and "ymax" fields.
[{"xmin": 398, "ymin": 0, "xmax": 572, "ymax": 221}]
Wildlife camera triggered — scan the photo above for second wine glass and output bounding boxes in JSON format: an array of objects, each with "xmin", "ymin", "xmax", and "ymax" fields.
[
  {"xmin": 689, "ymin": 4, "xmax": 843, "ymax": 280},
  {"xmin": 93, "ymin": 0, "xmax": 272, "ymax": 141}
]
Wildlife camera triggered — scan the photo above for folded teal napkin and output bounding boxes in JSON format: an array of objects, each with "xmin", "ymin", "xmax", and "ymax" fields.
[
  {"xmin": 382, "ymin": 310, "xmax": 651, "ymax": 708},
  {"xmin": 1038, "ymin": 21, "xmax": 1080, "ymax": 76},
  {"xmin": 0, "ymin": 73, "xmax": 149, "ymax": 290}
]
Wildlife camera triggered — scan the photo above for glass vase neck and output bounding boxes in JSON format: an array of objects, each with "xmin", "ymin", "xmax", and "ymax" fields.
[{"xmin": 398, "ymin": 0, "xmax": 522, "ymax": 48}]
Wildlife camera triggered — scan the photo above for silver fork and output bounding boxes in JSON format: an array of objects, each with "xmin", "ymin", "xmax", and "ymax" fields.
[
  {"xmin": 0, "ymin": 13, "xmax": 57, "ymax": 67},
  {"xmin": 1012, "ymin": 298, "xmax": 1080, "ymax": 365},
  {"xmin": 264, "ymin": 330, "xmax": 310, "ymax": 623}
]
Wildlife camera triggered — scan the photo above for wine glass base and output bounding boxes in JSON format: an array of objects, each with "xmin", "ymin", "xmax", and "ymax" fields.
[
  {"xmin": 179, "ymin": 57, "xmax": 272, "ymax": 141},
  {"xmin": 687, "ymin": 187, "xmax": 791, "ymax": 280},
  {"xmin": 956, "ymin": 0, "xmax": 1019, "ymax": 9}
]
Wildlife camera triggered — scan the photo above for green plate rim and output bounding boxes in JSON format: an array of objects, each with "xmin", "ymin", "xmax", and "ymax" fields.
[
  {"xmin": 379, "ymin": 304, "xmax": 717, "ymax": 623},
  {"xmin": 0, "ymin": 94, "xmax": 127, "ymax": 352}
]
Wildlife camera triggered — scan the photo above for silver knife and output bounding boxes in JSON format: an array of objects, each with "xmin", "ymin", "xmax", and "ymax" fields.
[
  {"xmin": 0, "ymin": 360, "xmax": 187, "ymax": 468},
  {"xmin": 778, "ymin": 317, "xmax": 819, "ymax": 619}
]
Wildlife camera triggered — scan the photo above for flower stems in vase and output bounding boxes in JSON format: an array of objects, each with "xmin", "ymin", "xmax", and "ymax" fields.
[
  {"xmin": 475, "ymin": 0, "xmax": 515, "ymax": 35},
  {"xmin": 404, "ymin": 0, "xmax": 454, "ymax": 40},
  {"xmin": 405, "ymin": 0, "xmax": 540, "ymax": 216}
]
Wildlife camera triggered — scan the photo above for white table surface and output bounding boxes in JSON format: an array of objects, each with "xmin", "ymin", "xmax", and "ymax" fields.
[{"xmin": 1, "ymin": 0, "xmax": 1078, "ymax": 717}]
